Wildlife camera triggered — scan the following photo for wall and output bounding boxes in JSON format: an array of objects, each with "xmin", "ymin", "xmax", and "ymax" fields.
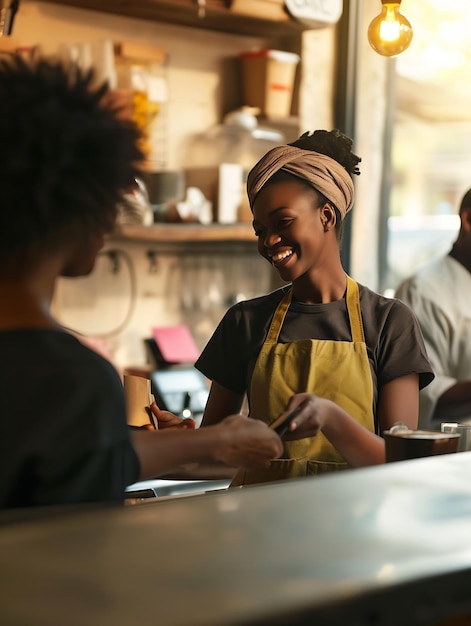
[
  {"xmin": 11, "ymin": 1, "xmax": 339, "ymax": 370},
  {"xmin": 14, "ymin": 3, "xmax": 393, "ymax": 369},
  {"xmin": 14, "ymin": 1, "xmax": 276, "ymax": 168},
  {"xmin": 53, "ymin": 239, "xmax": 276, "ymax": 370}
]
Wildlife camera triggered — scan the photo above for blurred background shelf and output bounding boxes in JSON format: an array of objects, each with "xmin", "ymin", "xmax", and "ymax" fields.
[
  {"xmin": 44, "ymin": 0, "xmax": 307, "ymax": 38},
  {"xmin": 110, "ymin": 222, "xmax": 256, "ymax": 243}
]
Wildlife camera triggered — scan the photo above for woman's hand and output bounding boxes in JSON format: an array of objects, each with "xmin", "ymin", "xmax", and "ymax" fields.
[
  {"xmin": 278, "ymin": 392, "xmax": 387, "ymax": 467},
  {"xmin": 275, "ymin": 393, "xmax": 330, "ymax": 440},
  {"xmin": 150, "ymin": 401, "xmax": 197, "ymax": 430}
]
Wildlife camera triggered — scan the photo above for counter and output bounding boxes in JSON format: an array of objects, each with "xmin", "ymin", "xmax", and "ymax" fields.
[{"xmin": 1, "ymin": 453, "xmax": 471, "ymax": 625}]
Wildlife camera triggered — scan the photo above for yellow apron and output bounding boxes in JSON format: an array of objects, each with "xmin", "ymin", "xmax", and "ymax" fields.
[{"xmin": 231, "ymin": 275, "xmax": 375, "ymax": 486}]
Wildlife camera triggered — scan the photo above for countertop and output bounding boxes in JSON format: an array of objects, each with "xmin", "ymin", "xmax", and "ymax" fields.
[{"xmin": 2, "ymin": 453, "xmax": 471, "ymax": 625}]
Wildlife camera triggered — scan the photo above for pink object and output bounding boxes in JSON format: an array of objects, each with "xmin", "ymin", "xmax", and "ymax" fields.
[{"xmin": 152, "ymin": 325, "xmax": 200, "ymax": 364}]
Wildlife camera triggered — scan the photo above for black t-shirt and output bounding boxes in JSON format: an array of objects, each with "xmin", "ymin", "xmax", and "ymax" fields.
[
  {"xmin": 196, "ymin": 283, "xmax": 434, "ymax": 426},
  {"xmin": 0, "ymin": 329, "xmax": 140, "ymax": 508}
]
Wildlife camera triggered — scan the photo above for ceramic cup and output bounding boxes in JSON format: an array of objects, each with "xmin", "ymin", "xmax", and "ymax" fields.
[{"xmin": 384, "ymin": 424, "xmax": 461, "ymax": 462}]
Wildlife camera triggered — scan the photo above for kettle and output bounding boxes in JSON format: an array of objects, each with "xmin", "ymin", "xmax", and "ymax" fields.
[{"xmin": 183, "ymin": 106, "xmax": 284, "ymax": 173}]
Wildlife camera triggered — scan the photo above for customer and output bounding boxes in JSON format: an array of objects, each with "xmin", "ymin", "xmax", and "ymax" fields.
[
  {"xmin": 0, "ymin": 53, "xmax": 283, "ymax": 509},
  {"xmin": 196, "ymin": 129, "xmax": 434, "ymax": 486},
  {"xmin": 395, "ymin": 189, "xmax": 471, "ymax": 427}
]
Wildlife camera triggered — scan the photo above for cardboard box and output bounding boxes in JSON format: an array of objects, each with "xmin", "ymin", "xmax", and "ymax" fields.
[{"xmin": 240, "ymin": 49, "xmax": 300, "ymax": 119}]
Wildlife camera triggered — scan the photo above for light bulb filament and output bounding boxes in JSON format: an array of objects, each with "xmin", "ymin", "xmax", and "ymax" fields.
[{"xmin": 379, "ymin": 7, "xmax": 401, "ymax": 42}]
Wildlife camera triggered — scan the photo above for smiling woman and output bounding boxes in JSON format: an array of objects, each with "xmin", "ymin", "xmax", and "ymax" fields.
[
  {"xmin": 195, "ymin": 128, "xmax": 435, "ymax": 488},
  {"xmin": 248, "ymin": 134, "xmax": 357, "ymax": 285}
]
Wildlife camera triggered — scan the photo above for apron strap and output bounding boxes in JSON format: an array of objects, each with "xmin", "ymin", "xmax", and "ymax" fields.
[
  {"xmin": 264, "ymin": 276, "xmax": 365, "ymax": 345},
  {"xmin": 346, "ymin": 275, "xmax": 365, "ymax": 343},
  {"xmin": 265, "ymin": 288, "xmax": 292, "ymax": 344}
]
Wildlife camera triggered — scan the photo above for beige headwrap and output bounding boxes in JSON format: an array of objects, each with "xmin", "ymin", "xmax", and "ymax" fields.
[{"xmin": 247, "ymin": 145, "xmax": 354, "ymax": 219}]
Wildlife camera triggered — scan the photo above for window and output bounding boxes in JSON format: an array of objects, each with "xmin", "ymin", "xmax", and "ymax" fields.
[{"xmin": 383, "ymin": 0, "xmax": 471, "ymax": 295}]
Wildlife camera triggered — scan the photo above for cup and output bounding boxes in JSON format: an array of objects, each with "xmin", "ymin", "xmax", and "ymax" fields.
[
  {"xmin": 441, "ymin": 423, "xmax": 471, "ymax": 452},
  {"xmin": 384, "ymin": 425, "xmax": 461, "ymax": 462}
]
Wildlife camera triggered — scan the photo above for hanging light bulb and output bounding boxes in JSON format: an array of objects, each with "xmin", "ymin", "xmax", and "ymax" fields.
[{"xmin": 368, "ymin": 1, "xmax": 413, "ymax": 57}]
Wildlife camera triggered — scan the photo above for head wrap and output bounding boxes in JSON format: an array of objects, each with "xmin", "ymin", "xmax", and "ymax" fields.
[{"xmin": 247, "ymin": 145, "xmax": 354, "ymax": 219}]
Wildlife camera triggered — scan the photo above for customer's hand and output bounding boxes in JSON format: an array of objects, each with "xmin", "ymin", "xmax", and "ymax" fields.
[
  {"xmin": 214, "ymin": 414, "xmax": 283, "ymax": 468},
  {"xmin": 150, "ymin": 401, "xmax": 197, "ymax": 430}
]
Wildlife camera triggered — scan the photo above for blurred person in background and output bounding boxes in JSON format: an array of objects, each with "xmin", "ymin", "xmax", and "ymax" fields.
[{"xmin": 395, "ymin": 188, "xmax": 471, "ymax": 428}]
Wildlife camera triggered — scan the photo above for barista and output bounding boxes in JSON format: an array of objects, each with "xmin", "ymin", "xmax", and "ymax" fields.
[{"xmin": 196, "ymin": 129, "xmax": 434, "ymax": 486}]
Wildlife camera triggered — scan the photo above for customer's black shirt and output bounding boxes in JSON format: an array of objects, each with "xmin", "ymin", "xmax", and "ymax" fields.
[{"xmin": 0, "ymin": 329, "xmax": 139, "ymax": 508}]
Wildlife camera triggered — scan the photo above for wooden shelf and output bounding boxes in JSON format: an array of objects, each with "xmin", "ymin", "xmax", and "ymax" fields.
[
  {"xmin": 110, "ymin": 222, "xmax": 256, "ymax": 243},
  {"xmin": 43, "ymin": 0, "xmax": 307, "ymax": 38}
]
